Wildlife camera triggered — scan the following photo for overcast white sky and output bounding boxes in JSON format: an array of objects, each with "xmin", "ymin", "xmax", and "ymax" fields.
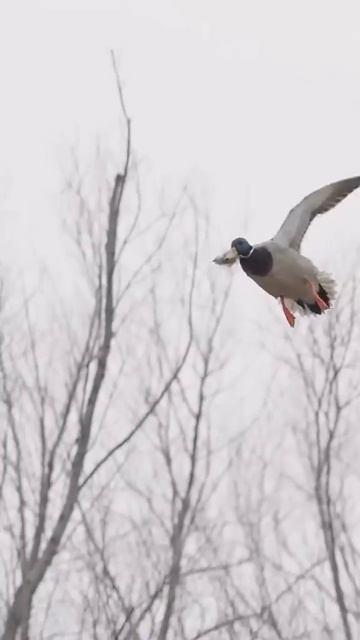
[
  {"xmin": 1, "ymin": 0, "xmax": 360, "ymax": 317},
  {"xmin": 2, "ymin": 5, "xmax": 360, "ymax": 635}
]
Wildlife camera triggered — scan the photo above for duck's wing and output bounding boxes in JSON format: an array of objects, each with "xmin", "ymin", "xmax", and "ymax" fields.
[{"xmin": 273, "ymin": 176, "xmax": 360, "ymax": 251}]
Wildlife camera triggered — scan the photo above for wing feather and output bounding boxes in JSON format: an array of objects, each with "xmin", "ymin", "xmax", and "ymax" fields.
[{"xmin": 273, "ymin": 176, "xmax": 360, "ymax": 251}]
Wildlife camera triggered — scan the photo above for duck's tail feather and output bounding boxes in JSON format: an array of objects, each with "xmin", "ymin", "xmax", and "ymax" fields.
[{"xmin": 286, "ymin": 271, "xmax": 337, "ymax": 317}]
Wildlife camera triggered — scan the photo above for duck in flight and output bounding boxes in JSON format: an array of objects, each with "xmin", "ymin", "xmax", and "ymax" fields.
[{"xmin": 213, "ymin": 176, "xmax": 360, "ymax": 327}]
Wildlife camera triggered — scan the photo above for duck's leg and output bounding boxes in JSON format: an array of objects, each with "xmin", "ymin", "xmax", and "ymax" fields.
[
  {"xmin": 280, "ymin": 296, "xmax": 296, "ymax": 327},
  {"xmin": 306, "ymin": 279, "xmax": 329, "ymax": 311}
]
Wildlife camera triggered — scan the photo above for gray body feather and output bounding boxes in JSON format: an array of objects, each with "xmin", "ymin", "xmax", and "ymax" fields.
[
  {"xmin": 251, "ymin": 176, "xmax": 360, "ymax": 303},
  {"xmin": 214, "ymin": 176, "xmax": 360, "ymax": 315},
  {"xmin": 250, "ymin": 241, "xmax": 318, "ymax": 303}
]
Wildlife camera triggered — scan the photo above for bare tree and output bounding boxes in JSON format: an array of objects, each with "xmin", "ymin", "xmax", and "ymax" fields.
[
  {"xmin": 0, "ymin": 56, "xmax": 203, "ymax": 640},
  {"xmin": 218, "ymin": 276, "xmax": 360, "ymax": 640},
  {"xmin": 3, "ymin": 52, "xmax": 360, "ymax": 640},
  {"xmin": 282, "ymin": 278, "xmax": 360, "ymax": 639},
  {"xmin": 61, "ymin": 205, "xmax": 238, "ymax": 638}
]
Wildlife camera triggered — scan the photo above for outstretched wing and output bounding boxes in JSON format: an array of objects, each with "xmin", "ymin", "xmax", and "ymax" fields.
[{"xmin": 273, "ymin": 176, "xmax": 360, "ymax": 251}]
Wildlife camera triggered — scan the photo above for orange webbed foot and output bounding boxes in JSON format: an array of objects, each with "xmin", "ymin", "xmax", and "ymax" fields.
[{"xmin": 306, "ymin": 280, "xmax": 329, "ymax": 311}]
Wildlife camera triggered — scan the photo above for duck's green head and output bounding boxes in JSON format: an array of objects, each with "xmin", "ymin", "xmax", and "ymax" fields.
[{"xmin": 213, "ymin": 237, "xmax": 253, "ymax": 266}]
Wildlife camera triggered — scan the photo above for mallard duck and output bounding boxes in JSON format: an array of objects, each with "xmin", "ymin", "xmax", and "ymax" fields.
[{"xmin": 213, "ymin": 176, "xmax": 360, "ymax": 327}]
